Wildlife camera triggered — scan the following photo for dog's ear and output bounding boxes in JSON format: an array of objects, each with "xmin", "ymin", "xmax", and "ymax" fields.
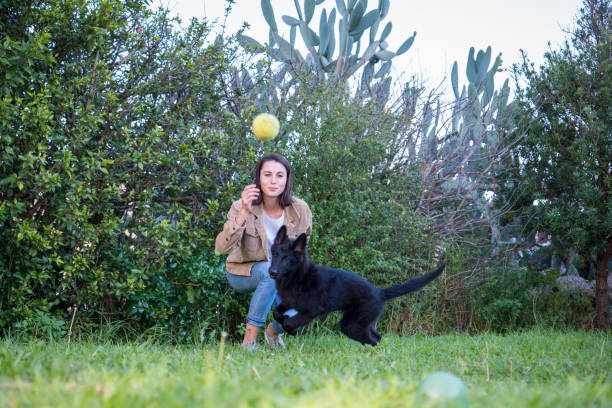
[
  {"xmin": 292, "ymin": 233, "xmax": 308, "ymax": 253},
  {"xmin": 274, "ymin": 225, "xmax": 288, "ymax": 245}
]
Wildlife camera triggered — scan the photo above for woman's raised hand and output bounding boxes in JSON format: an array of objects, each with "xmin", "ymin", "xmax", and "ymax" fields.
[
  {"xmin": 240, "ymin": 184, "xmax": 260, "ymax": 212},
  {"xmin": 235, "ymin": 184, "xmax": 260, "ymax": 226}
]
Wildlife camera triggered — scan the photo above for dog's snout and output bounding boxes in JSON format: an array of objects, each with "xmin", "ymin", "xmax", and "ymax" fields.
[{"xmin": 269, "ymin": 267, "xmax": 278, "ymax": 278}]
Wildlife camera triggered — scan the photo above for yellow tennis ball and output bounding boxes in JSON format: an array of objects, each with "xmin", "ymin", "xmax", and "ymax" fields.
[{"xmin": 252, "ymin": 113, "xmax": 280, "ymax": 141}]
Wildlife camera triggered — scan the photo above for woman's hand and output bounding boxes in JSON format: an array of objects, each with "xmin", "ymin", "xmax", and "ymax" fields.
[
  {"xmin": 241, "ymin": 184, "xmax": 260, "ymax": 212},
  {"xmin": 235, "ymin": 184, "xmax": 259, "ymax": 226}
]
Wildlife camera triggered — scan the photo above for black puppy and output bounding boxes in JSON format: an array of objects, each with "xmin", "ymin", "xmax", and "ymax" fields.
[{"xmin": 269, "ymin": 226, "xmax": 445, "ymax": 345}]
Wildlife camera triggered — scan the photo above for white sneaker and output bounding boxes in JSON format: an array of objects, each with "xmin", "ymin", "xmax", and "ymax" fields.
[
  {"xmin": 264, "ymin": 324, "xmax": 285, "ymax": 349},
  {"xmin": 242, "ymin": 341, "xmax": 257, "ymax": 351}
]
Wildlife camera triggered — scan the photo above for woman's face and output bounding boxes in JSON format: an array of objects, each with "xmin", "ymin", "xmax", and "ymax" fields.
[{"xmin": 259, "ymin": 160, "xmax": 287, "ymax": 200}]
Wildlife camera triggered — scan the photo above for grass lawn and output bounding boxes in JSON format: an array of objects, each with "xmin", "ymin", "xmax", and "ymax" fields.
[{"xmin": 0, "ymin": 329, "xmax": 610, "ymax": 407}]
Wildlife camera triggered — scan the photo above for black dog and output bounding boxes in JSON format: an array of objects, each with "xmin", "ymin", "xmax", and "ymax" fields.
[{"xmin": 269, "ymin": 226, "xmax": 445, "ymax": 345}]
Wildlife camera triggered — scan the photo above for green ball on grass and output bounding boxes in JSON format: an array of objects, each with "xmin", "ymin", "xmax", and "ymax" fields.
[{"xmin": 418, "ymin": 371, "xmax": 469, "ymax": 405}]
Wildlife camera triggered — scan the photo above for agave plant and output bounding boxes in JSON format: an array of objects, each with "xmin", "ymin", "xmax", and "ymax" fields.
[{"xmin": 239, "ymin": 0, "xmax": 416, "ymax": 104}]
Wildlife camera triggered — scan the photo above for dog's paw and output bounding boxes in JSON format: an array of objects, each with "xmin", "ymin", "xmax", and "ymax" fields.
[
  {"xmin": 273, "ymin": 309, "xmax": 287, "ymax": 324},
  {"xmin": 282, "ymin": 322, "xmax": 299, "ymax": 336}
]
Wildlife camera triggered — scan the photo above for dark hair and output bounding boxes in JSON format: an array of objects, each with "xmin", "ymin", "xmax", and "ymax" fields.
[{"xmin": 253, "ymin": 153, "xmax": 294, "ymax": 207}]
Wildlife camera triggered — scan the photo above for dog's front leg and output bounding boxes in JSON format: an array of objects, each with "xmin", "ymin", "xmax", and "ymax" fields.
[
  {"xmin": 282, "ymin": 312, "xmax": 316, "ymax": 335},
  {"xmin": 273, "ymin": 303, "xmax": 289, "ymax": 324}
]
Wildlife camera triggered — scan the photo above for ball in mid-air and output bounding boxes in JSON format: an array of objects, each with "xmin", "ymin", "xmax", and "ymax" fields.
[{"xmin": 252, "ymin": 113, "xmax": 280, "ymax": 141}]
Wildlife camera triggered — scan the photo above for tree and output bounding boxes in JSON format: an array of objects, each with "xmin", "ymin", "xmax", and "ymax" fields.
[{"xmin": 508, "ymin": 0, "xmax": 611, "ymax": 329}]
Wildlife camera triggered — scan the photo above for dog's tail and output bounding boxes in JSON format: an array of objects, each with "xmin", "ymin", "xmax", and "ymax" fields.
[{"xmin": 381, "ymin": 264, "xmax": 445, "ymax": 300}]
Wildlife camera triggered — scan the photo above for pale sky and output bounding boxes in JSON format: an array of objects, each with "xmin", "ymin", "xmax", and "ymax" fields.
[{"xmin": 159, "ymin": 0, "xmax": 580, "ymax": 87}]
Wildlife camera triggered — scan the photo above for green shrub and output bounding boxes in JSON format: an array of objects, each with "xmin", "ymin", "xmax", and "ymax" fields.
[
  {"xmin": 127, "ymin": 251, "xmax": 227, "ymax": 341},
  {"xmin": 282, "ymin": 81, "xmax": 438, "ymax": 283},
  {"xmin": 243, "ymin": 79, "xmax": 442, "ymax": 332},
  {"xmin": 383, "ymin": 239, "xmax": 598, "ymax": 334},
  {"xmin": 475, "ymin": 267, "xmax": 596, "ymax": 332},
  {"xmin": 0, "ymin": 0, "xmax": 255, "ymax": 336},
  {"xmin": 442, "ymin": 259, "xmax": 595, "ymax": 333}
]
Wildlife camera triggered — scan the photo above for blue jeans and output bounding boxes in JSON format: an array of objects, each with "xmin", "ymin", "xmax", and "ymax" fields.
[{"xmin": 226, "ymin": 261, "xmax": 283, "ymax": 334}]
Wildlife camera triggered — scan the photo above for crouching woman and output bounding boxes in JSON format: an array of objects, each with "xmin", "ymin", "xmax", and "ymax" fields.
[{"xmin": 215, "ymin": 153, "xmax": 312, "ymax": 350}]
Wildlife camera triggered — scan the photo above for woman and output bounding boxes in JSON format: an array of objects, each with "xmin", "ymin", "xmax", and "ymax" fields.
[{"xmin": 215, "ymin": 153, "xmax": 312, "ymax": 350}]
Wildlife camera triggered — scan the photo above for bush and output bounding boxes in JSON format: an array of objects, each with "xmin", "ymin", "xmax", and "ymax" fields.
[
  {"xmin": 439, "ymin": 255, "xmax": 596, "ymax": 333},
  {"xmin": 0, "ymin": 0, "xmax": 255, "ymax": 337},
  {"xmin": 127, "ymin": 251, "xmax": 227, "ymax": 341},
  {"xmin": 473, "ymin": 267, "xmax": 596, "ymax": 332},
  {"xmin": 280, "ymin": 81, "xmax": 438, "ymax": 281},
  {"xmin": 246, "ymin": 79, "xmax": 442, "ymax": 331}
]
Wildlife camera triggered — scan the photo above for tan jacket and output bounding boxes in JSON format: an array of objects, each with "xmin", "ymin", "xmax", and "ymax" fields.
[{"xmin": 215, "ymin": 197, "xmax": 312, "ymax": 276}]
